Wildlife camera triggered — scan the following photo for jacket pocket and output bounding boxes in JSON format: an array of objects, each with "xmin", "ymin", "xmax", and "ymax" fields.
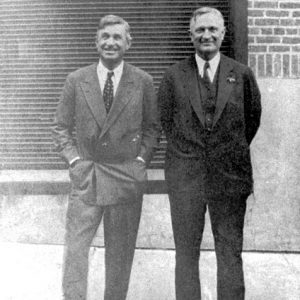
[
  {"xmin": 69, "ymin": 160, "xmax": 94, "ymax": 190},
  {"xmin": 130, "ymin": 159, "xmax": 148, "ymax": 182}
]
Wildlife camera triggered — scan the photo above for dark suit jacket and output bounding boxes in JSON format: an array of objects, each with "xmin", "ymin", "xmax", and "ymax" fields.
[
  {"xmin": 158, "ymin": 54, "xmax": 261, "ymax": 196},
  {"xmin": 53, "ymin": 62, "xmax": 160, "ymax": 205}
]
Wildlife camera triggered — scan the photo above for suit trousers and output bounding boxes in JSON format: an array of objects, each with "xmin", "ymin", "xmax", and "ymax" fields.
[
  {"xmin": 62, "ymin": 187, "xmax": 142, "ymax": 300},
  {"xmin": 169, "ymin": 187, "xmax": 247, "ymax": 300}
]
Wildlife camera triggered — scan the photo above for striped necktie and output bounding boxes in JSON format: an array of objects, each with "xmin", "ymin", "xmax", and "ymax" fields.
[{"xmin": 203, "ymin": 61, "xmax": 211, "ymax": 86}]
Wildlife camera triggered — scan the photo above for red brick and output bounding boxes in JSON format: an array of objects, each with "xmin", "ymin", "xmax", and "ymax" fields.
[
  {"xmin": 286, "ymin": 28, "xmax": 298, "ymax": 35},
  {"xmin": 261, "ymin": 28, "xmax": 273, "ymax": 35},
  {"xmin": 249, "ymin": 54, "xmax": 257, "ymax": 75},
  {"xmin": 248, "ymin": 1, "xmax": 253, "ymax": 9},
  {"xmin": 249, "ymin": 45, "xmax": 267, "ymax": 52},
  {"xmin": 255, "ymin": 18, "xmax": 280, "ymax": 26},
  {"xmin": 254, "ymin": 1, "xmax": 278, "ymax": 8},
  {"xmin": 292, "ymin": 46, "xmax": 300, "ymax": 52},
  {"xmin": 248, "ymin": 36, "xmax": 255, "ymax": 44},
  {"xmin": 293, "ymin": 11, "xmax": 300, "ymax": 17},
  {"xmin": 258, "ymin": 54, "xmax": 265, "ymax": 77},
  {"xmin": 274, "ymin": 28, "xmax": 285, "ymax": 35},
  {"xmin": 296, "ymin": 19, "xmax": 300, "ymax": 26},
  {"xmin": 266, "ymin": 10, "xmax": 290, "ymax": 18},
  {"xmin": 283, "ymin": 54, "xmax": 290, "ymax": 77},
  {"xmin": 291, "ymin": 55, "xmax": 299, "ymax": 77},
  {"xmin": 280, "ymin": 19, "xmax": 295, "ymax": 26},
  {"xmin": 248, "ymin": 10, "xmax": 265, "ymax": 17},
  {"xmin": 249, "ymin": 28, "xmax": 260, "ymax": 35},
  {"xmin": 257, "ymin": 36, "xmax": 281, "ymax": 43},
  {"xmin": 274, "ymin": 54, "xmax": 282, "ymax": 77},
  {"xmin": 248, "ymin": 18, "xmax": 254, "ymax": 26},
  {"xmin": 266, "ymin": 54, "xmax": 273, "ymax": 76},
  {"xmin": 282, "ymin": 37, "xmax": 300, "ymax": 44},
  {"xmin": 280, "ymin": 2, "xmax": 300, "ymax": 9},
  {"xmin": 269, "ymin": 45, "xmax": 290, "ymax": 52}
]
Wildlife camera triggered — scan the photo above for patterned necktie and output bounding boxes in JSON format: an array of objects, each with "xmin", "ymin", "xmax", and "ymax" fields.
[
  {"xmin": 202, "ymin": 61, "xmax": 214, "ymax": 130},
  {"xmin": 203, "ymin": 61, "xmax": 211, "ymax": 87},
  {"xmin": 103, "ymin": 71, "xmax": 114, "ymax": 113}
]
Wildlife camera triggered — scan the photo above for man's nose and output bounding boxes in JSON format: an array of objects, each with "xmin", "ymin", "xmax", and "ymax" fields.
[
  {"xmin": 202, "ymin": 29, "xmax": 212, "ymax": 39},
  {"xmin": 106, "ymin": 37, "xmax": 115, "ymax": 45}
]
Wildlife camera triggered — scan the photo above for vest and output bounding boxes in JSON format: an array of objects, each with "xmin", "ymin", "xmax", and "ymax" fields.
[{"xmin": 197, "ymin": 65, "xmax": 220, "ymax": 131}]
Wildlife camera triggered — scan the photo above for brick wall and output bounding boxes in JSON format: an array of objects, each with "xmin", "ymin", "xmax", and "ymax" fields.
[{"xmin": 248, "ymin": 0, "xmax": 300, "ymax": 77}]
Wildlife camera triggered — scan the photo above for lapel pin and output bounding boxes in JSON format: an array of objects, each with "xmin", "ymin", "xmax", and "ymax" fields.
[{"xmin": 227, "ymin": 76, "xmax": 236, "ymax": 83}]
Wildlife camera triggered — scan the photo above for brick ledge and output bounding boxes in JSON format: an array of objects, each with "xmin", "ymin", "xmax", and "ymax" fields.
[{"xmin": 0, "ymin": 170, "xmax": 166, "ymax": 195}]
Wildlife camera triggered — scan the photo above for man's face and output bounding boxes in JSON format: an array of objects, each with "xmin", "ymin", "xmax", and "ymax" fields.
[
  {"xmin": 190, "ymin": 12, "xmax": 225, "ymax": 60},
  {"xmin": 96, "ymin": 24, "xmax": 131, "ymax": 69}
]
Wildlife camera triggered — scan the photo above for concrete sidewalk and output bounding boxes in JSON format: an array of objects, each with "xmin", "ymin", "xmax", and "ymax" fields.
[{"xmin": 0, "ymin": 242, "xmax": 299, "ymax": 300}]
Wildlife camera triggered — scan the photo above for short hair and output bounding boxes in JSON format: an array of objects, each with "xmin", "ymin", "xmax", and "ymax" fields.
[
  {"xmin": 97, "ymin": 15, "xmax": 132, "ymax": 42},
  {"xmin": 190, "ymin": 7, "xmax": 225, "ymax": 30}
]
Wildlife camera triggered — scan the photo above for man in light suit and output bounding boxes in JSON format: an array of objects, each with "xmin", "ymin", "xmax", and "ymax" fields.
[
  {"xmin": 158, "ymin": 7, "xmax": 261, "ymax": 300},
  {"xmin": 52, "ymin": 15, "xmax": 160, "ymax": 300}
]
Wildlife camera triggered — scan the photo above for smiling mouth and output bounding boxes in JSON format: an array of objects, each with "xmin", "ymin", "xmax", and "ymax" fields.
[
  {"xmin": 201, "ymin": 43, "xmax": 214, "ymax": 47},
  {"xmin": 104, "ymin": 49, "xmax": 117, "ymax": 53},
  {"xmin": 103, "ymin": 47, "xmax": 119, "ymax": 53}
]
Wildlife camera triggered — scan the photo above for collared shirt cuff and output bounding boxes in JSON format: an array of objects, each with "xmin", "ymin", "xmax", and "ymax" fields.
[
  {"xmin": 69, "ymin": 157, "xmax": 80, "ymax": 166},
  {"xmin": 136, "ymin": 156, "xmax": 146, "ymax": 163}
]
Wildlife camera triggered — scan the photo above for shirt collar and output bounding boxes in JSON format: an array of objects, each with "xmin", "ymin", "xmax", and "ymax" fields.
[
  {"xmin": 195, "ymin": 52, "xmax": 220, "ymax": 76},
  {"xmin": 97, "ymin": 60, "xmax": 124, "ymax": 81}
]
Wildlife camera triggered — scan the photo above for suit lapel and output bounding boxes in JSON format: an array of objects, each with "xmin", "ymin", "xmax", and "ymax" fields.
[
  {"xmin": 100, "ymin": 63, "xmax": 134, "ymax": 138},
  {"xmin": 213, "ymin": 54, "xmax": 235, "ymax": 127},
  {"xmin": 80, "ymin": 63, "xmax": 107, "ymax": 129},
  {"xmin": 183, "ymin": 57, "xmax": 206, "ymax": 127}
]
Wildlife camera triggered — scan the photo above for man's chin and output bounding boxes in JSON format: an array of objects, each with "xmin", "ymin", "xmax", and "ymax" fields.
[
  {"xmin": 197, "ymin": 49, "xmax": 218, "ymax": 60},
  {"xmin": 100, "ymin": 56, "xmax": 122, "ymax": 69}
]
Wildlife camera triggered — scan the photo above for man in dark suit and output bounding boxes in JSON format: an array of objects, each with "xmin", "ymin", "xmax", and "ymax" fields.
[
  {"xmin": 158, "ymin": 7, "xmax": 261, "ymax": 300},
  {"xmin": 52, "ymin": 15, "xmax": 160, "ymax": 300}
]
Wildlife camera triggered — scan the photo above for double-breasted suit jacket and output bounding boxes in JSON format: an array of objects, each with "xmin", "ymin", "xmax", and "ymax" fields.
[
  {"xmin": 158, "ymin": 54, "xmax": 261, "ymax": 197},
  {"xmin": 53, "ymin": 62, "xmax": 160, "ymax": 205}
]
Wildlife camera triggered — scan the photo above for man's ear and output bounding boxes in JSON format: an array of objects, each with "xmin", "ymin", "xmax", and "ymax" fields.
[
  {"xmin": 189, "ymin": 30, "xmax": 194, "ymax": 43},
  {"xmin": 95, "ymin": 32, "xmax": 100, "ymax": 51},
  {"xmin": 126, "ymin": 39, "xmax": 132, "ymax": 51},
  {"xmin": 222, "ymin": 26, "xmax": 226, "ymax": 40}
]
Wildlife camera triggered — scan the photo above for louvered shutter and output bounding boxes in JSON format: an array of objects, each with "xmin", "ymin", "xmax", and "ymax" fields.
[{"xmin": 1, "ymin": 0, "xmax": 231, "ymax": 169}]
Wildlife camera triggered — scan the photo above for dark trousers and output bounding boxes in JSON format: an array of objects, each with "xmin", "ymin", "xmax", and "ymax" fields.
[
  {"xmin": 62, "ymin": 192, "xmax": 142, "ymax": 300},
  {"xmin": 169, "ymin": 189, "xmax": 247, "ymax": 300}
]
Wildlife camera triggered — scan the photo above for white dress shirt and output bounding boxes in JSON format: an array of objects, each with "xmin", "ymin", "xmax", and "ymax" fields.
[
  {"xmin": 195, "ymin": 52, "xmax": 220, "ymax": 83},
  {"xmin": 97, "ymin": 60, "xmax": 124, "ymax": 96}
]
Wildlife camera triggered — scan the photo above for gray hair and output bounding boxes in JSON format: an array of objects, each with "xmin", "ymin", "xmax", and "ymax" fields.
[
  {"xmin": 190, "ymin": 7, "xmax": 225, "ymax": 30},
  {"xmin": 97, "ymin": 15, "xmax": 132, "ymax": 42}
]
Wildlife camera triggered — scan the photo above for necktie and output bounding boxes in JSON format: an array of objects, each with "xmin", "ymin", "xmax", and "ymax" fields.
[
  {"xmin": 202, "ymin": 61, "xmax": 214, "ymax": 130},
  {"xmin": 203, "ymin": 61, "xmax": 211, "ymax": 87},
  {"xmin": 103, "ymin": 71, "xmax": 114, "ymax": 113}
]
